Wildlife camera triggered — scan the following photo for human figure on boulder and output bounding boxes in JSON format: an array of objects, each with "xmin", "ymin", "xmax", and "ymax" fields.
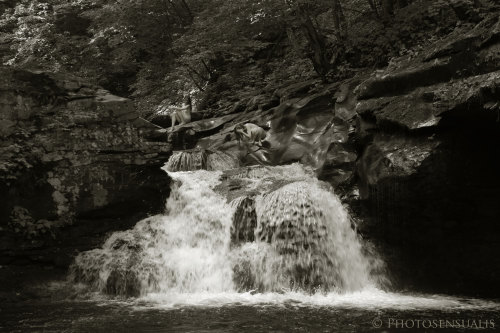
[
  {"xmin": 169, "ymin": 96, "xmax": 192, "ymax": 130},
  {"xmin": 234, "ymin": 123, "xmax": 267, "ymax": 147}
]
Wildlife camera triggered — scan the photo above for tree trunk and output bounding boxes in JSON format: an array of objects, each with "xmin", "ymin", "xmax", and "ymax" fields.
[
  {"xmin": 367, "ymin": 0, "xmax": 379, "ymax": 16},
  {"xmin": 332, "ymin": 0, "xmax": 342, "ymax": 40},
  {"xmin": 381, "ymin": 0, "xmax": 394, "ymax": 17},
  {"xmin": 179, "ymin": 0, "xmax": 194, "ymax": 21},
  {"xmin": 285, "ymin": 27, "xmax": 302, "ymax": 56},
  {"xmin": 300, "ymin": 10, "xmax": 329, "ymax": 79},
  {"xmin": 332, "ymin": 0, "xmax": 347, "ymax": 40}
]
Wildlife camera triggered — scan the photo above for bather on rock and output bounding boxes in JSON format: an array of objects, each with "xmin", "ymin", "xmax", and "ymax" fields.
[
  {"xmin": 234, "ymin": 123, "xmax": 267, "ymax": 146},
  {"xmin": 168, "ymin": 96, "xmax": 192, "ymax": 131}
]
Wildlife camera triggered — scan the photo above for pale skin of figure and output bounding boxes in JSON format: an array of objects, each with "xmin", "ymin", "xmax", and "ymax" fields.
[
  {"xmin": 169, "ymin": 97, "xmax": 192, "ymax": 130},
  {"xmin": 234, "ymin": 123, "xmax": 267, "ymax": 146}
]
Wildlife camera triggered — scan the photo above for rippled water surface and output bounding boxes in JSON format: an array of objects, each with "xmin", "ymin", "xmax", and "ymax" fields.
[{"xmin": 2, "ymin": 287, "xmax": 499, "ymax": 333}]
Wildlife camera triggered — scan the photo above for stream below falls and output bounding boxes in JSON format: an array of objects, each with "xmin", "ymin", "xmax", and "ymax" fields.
[{"xmin": 1, "ymin": 162, "xmax": 499, "ymax": 332}]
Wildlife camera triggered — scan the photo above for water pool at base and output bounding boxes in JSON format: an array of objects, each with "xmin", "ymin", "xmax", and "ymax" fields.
[{"xmin": 1, "ymin": 288, "xmax": 499, "ymax": 332}]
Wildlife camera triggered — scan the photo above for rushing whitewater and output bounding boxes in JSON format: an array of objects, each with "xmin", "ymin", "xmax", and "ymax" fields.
[
  {"xmin": 70, "ymin": 170, "xmax": 235, "ymax": 295},
  {"xmin": 69, "ymin": 163, "xmax": 378, "ymax": 297},
  {"xmin": 166, "ymin": 149, "xmax": 239, "ymax": 172},
  {"xmin": 251, "ymin": 181, "xmax": 371, "ymax": 292}
]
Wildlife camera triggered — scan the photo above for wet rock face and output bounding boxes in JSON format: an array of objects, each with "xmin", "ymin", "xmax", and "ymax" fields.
[
  {"xmin": 0, "ymin": 67, "xmax": 171, "ymax": 266},
  {"xmin": 354, "ymin": 12, "xmax": 500, "ymax": 296},
  {"xmin": 230, "ymin": 196, "xmax": 257, "ymax": 244},
  {"xmin": 356, "ymin": 13, "xmax": 500, "ymax": 130},
  {"xmin": 195, "ymin": 85, "xmax": 358, "ymax": 190}
]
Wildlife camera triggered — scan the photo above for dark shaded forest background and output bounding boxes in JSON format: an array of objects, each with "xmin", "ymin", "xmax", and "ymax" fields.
[{"xmin": 1, "ymin": 0, "xmax": 492, "ymax": 118}]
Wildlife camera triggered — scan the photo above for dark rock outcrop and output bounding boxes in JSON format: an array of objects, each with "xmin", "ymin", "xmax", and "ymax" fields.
[
  {"xmin": 0, "ymin": 67, "xmax": 172, "ymax": 266},
  {"xmin": 196, "ymin": 87, "xmax": 354, "ymax": 179},
  {"xmin": 354, "ymin": 12, "xmax": 500, "ymax": 296}
]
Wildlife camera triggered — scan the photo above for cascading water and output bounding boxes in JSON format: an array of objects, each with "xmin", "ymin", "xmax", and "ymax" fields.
[
  {"xmin": 166, "ymin": 149, "xmax": 239, "ymax": 172},
  {"xmin": 251, "ymin": 181, "xmax": 372, "ymax": 292},
  {"xmin": 70, "ymin": 169, "xmax": 235, "ymax": 296},
  {"xmin": 165, "ymin": 150, "xmax": 208, "ymax": 171},
  {"xmin": 69, "ymin": 159, "xmax": 379, "ymax": 300}
]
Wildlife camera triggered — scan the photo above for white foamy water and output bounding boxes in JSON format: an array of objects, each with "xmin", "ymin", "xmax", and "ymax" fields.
[
  {"xmin": 68, "ymin": 163, "xmax": 500, "ymax": 313},
  {"xmin": 70, "ymin": 163, "xmax": 378, "ymax": 296},
  {"xmin": 166, "ymin": 149, "xmax": 239, "ymax": 172},
  {"xmin": 165, "ymin": 150, "xmax": 207, "ymax": 171},
  {"xmin": 70, "ymin": 169, "xmax": 236, "ymax": 295},
  {"xmin": 136, "ymin": 288, "xmax": 500, "ymax": 311},
  {"xmin": 253, "ymin": 181, "xmax": 372, "ymax": 292}
]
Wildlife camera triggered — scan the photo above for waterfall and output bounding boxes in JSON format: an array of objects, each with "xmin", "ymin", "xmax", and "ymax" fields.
[
  {"xmin": 70, "ymin": 170, "xmax": 234, "ymax": 296},
  {"xmin": 69, "ymin": 163, "xmax": 379, "ymax": 298},
  {"xmin": 251, "ymin": 181, "xmax": 371, "ymax": 292},
  {"xmin": 165, "ymin": 150, "xmax": 208, "ymax": 171},
  {"xmin": 166, "ymin": 149, "xmax": 239, "ymax": 172}
]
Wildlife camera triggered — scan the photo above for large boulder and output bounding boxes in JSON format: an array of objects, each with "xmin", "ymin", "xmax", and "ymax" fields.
[
  {"xmin": 0, "ymin": 67, "xmax": 172, "ymax": 266},
  {"xmin": 356, "ymin": 70, "xmax": 500, "ymax": 130},
  {"xmin": 196, "ymin": 84, "xmax": 358, "ymax": 190}
]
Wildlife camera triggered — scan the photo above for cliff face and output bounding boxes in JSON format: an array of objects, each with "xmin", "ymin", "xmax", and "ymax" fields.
[
  {"xmin": 354, "ymin": 12, "xmax": 500, "ymax": 295},
  {"xmin": 0, "ymin": 67, "xmax": 171, "ymax": 266}
]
